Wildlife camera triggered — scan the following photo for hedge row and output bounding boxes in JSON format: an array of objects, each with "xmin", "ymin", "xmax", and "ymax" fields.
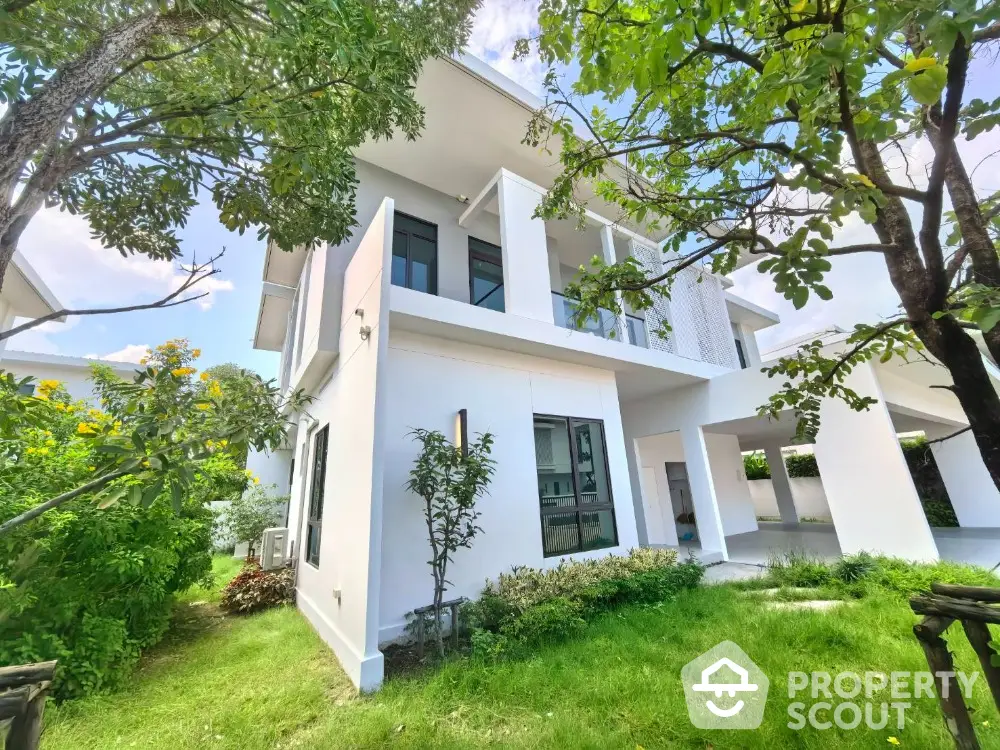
[{"xmin": 743, "ymin": 437, "xmax": 958, "ymax": 526}]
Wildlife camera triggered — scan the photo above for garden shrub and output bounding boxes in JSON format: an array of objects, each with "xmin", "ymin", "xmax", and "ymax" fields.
[
  {"xmin": 464, "ymin": 549, "xmax": 703, "ymax": 657},
  {"xmin": 767, "ymin": 551, "xmax": 1000, "ymax": 598},
  {"xmin": 219, "ymin": 562, "xmax": 295, "ymax": 614},
  {"xmin": 785, "ymin": 453, "xmax": 819, "ymax": 478},
  {"xmin": 743, "ymin": 451, "xmax": 770, "ymax": 480},
  {"xmin": 0, "ymin": 366, "xmax": 251, "ymax": 701}
]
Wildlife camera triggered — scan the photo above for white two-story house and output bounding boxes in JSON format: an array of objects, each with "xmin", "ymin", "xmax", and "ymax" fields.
[{"xmin": 250, "ymin": 55, "xmax": 1000, "ymax": 691}]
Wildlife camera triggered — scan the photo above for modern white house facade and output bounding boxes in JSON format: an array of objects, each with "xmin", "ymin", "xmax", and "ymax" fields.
[{"xmin": 250, "ymin": 55, "xmax": 1000, "ymax": 691}]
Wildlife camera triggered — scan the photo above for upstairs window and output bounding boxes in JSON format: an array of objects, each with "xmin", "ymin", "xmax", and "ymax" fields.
[
  {"xmin": 469, "ymin": 237, "xmax": 504, "ymax": 312},
  {"xmin": 392, "ymin": 212, "xmax": 437, "ymax": 295},
  {"xmin": 533, "ymin": 415, "xmax": 618, "ymax": 557},
  {"xmin": 305, "ymin": 425, "xmax": 329, "ymax": 567}
]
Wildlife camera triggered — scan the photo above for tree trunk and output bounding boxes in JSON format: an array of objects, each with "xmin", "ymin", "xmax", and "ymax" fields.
[
  {"xmin": 0, "ymin": 11, "xmax": 200, "ymax": 288},
  {"xmin": 911, "ymin": 314, "xmax": 1000, "ymax": 491}
]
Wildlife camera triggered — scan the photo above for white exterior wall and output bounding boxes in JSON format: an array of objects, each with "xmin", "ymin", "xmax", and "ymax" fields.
[
  {"xmin": 378, "ymin": 331, "xmax": 639, "ymax": 643},
  {"xmin": 813, "ymin": 364, "xmax": 939, "ymax": 560},
  {"xmin": 291, "ymin": 199, "xmax": 393, "ymax": 692},
  {"xmin": 705, "ymin": 433, "xmax": 758, "ymax": 536},
  {"xmin": 748, "ymin": 478, "xmax": 833, "ymax": 521},
  {"xmin": 497, "ymin": 172, "xmax": 555, "ymax": 324},
  {"xmin": 245, "ymin": 447, "xmax": 293, "ymax": 497},
  {"xmin": 927, "ymin": 427, "xmax": 1000, "ymax": 528}
]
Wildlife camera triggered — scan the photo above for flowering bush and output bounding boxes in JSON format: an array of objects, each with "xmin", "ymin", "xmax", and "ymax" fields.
[
  {"xmin": 0, "ymin": 340, "xmax": 300, "ymax": 700},
  {"xmin": 219, "ymin": 562, "xmax": 295, "ymax": 614}
]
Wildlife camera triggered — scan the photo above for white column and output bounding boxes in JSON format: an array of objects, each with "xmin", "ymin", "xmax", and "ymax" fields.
[
  {"xmin": 928, "ymin": 426, "xmax": 1000, "ymax": 527},
  {"xmin": 814, "ymin": 363, "xmax": 938, "ymax": 561},
  {"xmin": 763, "ymin": 443, "xmax": 798, "ymax": 526},
  {"xmin": 599, "ymin": 225, "xmax": 629, "ymax": 342},
  {"xmin": 497, "ymin": 172, "xmax": 555, "ymax": 324},
  {"xmin": 681, "ymin": 425, "xmax": 729, "ymax": 559},
  {"xmin": 0, "ymin": 299, "xmax": 14, "ymax": 357}
]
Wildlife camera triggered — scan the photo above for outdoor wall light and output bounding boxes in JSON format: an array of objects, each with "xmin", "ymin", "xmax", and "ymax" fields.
[
  {"xmin": 457, "ymin": 194, "xmax": 469, "ymax": 204},
  {"xmin": 455, "ymin": 408, "xmax": 468, "ymax": 455},
  {"xmin": 359, "ymin": 325, "xmax": 372, "ymax": 341}
]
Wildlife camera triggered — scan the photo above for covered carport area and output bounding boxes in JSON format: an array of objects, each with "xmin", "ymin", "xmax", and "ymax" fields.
[{"xmin": 622, "ymin": 348, "xmax": 1000, "ymax": 568}]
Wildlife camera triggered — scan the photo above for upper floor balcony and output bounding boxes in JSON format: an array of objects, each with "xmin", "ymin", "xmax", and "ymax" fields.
[{"xmin": 260, "ymin": 164, "xmax": 779, "ymax": 396}]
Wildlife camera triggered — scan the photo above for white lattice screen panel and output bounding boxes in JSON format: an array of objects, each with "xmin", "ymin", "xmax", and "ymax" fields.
[
  {"xmin": 629, "ymin": 241, "xmax": 675, "ymax": 353},
  {"xmin": 670, "ymin": 266, "xmax": 740, "ymax": 369}
]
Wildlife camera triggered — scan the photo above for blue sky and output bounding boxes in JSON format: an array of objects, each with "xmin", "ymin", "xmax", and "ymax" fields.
[{"xmin": 10, "ymin": 1, "xmax": 1000, "ymax": 374}]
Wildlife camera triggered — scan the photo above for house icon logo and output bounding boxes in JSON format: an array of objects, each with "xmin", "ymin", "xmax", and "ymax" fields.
[{"xmin": 681, "ymin": 641, "xmax": 769, "ymax": 729}]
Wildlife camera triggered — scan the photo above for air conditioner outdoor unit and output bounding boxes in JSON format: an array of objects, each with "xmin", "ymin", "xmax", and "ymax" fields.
[{"xmin": 260, "ymin": 527, "xmax": 289, "ymax": 570}]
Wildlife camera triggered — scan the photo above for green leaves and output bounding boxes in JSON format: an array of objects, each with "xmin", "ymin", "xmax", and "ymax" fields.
[
  {"xmin": 907, "ymin": 63, "xmax": 948, "ymax": 106},
  {"xmin": 1, "ymin": 0, "xmax": 479, "ymax": 275}
]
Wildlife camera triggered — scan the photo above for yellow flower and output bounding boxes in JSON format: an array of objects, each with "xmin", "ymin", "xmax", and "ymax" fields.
[
  {"xmin": 36, "ymin": 447, "xmax": 49, "ymax": 456},
  {"xmin": 171, "ymin": 367, "xmax": 196, "ymax": 377},
  {"xmin": 253, "ymin": 476, "xmax": 260, "ymax": 484},
  {"xmin": 54, "ymin": 403, "xmax": 66, "ymax": 411},
  {"xmin": 195, "ymin": 403, "xmax": 211, "ymax": 410},
  {"xmin": 45, "ymin": 439, "xmax": 55, "ymax": 447},
  {"xmin": 192, "ymin": 348, "xmax": 201, "ymax": 358},
  {"xmin": 139, "ymin": 357, "xmax": 149, "ymax": 365},
  {"xmin": 200, "ymin": 371, "xmax": 210, "ymax": 381},
  {"xmin": 88, "ymin": 466, "xmax": 96, "ymax": 472},
  {"xmin": 25, "ymin": 446, "xmax": 36, "ymax": 455},
  {"xmin": 77, "ymin": 422, "xmax": 98, "ymax": 435},
  {"xmin": 207, "ymin": 380, "xmax": 223, "ymax": 399},
  {"xmin": 887, "ymin": 739, "xmax": 901, "ymax": 746},
  {"xmin": 905, "ymin": 56, "xmax": 938, "ymax": 73},
  {"xmin": 218, "ymin": 439, "xmax": 228, "ymax": 448},
  {"xmin": 38, "ymin": 379, "xmax": 60, "ymax": 392}
]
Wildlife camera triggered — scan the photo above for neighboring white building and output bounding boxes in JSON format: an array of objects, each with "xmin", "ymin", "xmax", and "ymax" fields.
[
  {"xmin": 0, "ymin": 251, "xmax": 62, "ymax": 356},
  {"xmin": 0, "ymin": 350, "xmax": 136, "ymax": 402},
  {"xmin": 248, "ymin": 55, "xmax": 999, "ymax": 691}
]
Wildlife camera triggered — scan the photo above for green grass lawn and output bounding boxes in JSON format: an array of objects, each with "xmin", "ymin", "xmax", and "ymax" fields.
[{"xmin": 42, "ymin": 559, "xmax": 1000, "ymax": 749}]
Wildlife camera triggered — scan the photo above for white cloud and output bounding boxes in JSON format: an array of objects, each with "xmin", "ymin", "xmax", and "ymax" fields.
[
  {"xmin": 468, "ymin": 0, "xmax": 546, "ymax": 94},
  {"xmin": 84, "ymin": 343, "xmax": 150, "ymax": 364},
  {"xmin": 16, "ymin": 207, "xmax": 235, "ymax": 312}
]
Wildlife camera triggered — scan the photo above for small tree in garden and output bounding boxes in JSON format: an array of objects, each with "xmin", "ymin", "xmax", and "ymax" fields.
[
  {"xmin": 218, "ymin": 484, "xmax": 289, "ymax": 558},
  {"xmin": 406, "ymin": 428, "xmax": 495, "ymax": 658}
]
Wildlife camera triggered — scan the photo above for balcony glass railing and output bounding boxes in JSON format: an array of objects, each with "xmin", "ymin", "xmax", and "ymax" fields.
[
  {"xmin": 552, "ymin": 291, "xmax": 617, "ymax": 339},
  {"xmin": 626, "ymin": 315, "xmax": 648, "ymax": 348},
  {"xmin": 551, "ymin": 291, "xmax": 649, "ymax": 349}
]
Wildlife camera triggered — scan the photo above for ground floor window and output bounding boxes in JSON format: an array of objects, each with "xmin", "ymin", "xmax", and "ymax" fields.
[
  {"xmin": 533, "ymin": 415, "xmax": 618, "ymax": 556},
  {"xmin": 305, "ymin": 425, "xmax": 329, "ymax": 567}
]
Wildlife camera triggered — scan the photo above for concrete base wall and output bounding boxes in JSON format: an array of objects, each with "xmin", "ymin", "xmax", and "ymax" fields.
[
  {"xmin": 749, "ymin": 478, "xmax": 832, "ymax": 522},
  {"xmin": 378, "ymin": 331, "xmax": 641, "ymax": 644}
]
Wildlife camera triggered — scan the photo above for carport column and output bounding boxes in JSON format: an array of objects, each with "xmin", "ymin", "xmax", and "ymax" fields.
[
  {"xmin": 763, "ymin": 443, "xmax": 798, "ymax": 526},
  {"xmin": 681, "ymin": 425, "xmax": 729, "ymax": 560},
  {"xmin": 813, "ymin": 363, "xmax": 939, "ymax": 561},
  {"xmin": 497, "ymin": 171, "xmax": 555, "ymax": 324},
  {"xmin": 927, "ymin": 425, "xmax": 1000, "ymax": 527},
  {"xmin": 599, "ymin": 225, "xmax": 629, "ymax": 341}
]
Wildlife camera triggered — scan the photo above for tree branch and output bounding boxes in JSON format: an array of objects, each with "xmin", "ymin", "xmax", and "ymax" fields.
[
  {"xmin": 0, "ymin": 251, "xmax": 225, "ymax": 343},
  {"xmin": 926, "ymin": 425, "xmax": 972, "ymax": 444}
]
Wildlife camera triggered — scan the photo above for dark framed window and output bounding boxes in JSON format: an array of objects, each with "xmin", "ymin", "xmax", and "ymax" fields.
[
  {"xmin": 734, "ymin": 337, "xmax": 748, "ymax": 368},
  {"xmin": 732, "ymin": 323, "xmax": 748, "ymax": 369},
  {"xmin": 16, "ymin": 382, "xmax": 35, "ymax": 397},
  {"xmin": 533, "ymin": 415, "xmax": 618, "ymax": 557},
  {"xmin": 468, "ymin": 237, "xmax": 504, "ymax": 312},
  {"xmin": 305, "ymin": 425, "xmax": 329, "ymax": 567},
  {"xmin": 391, "ymin": 212, "xmax": 437, "ymax": 295}
]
